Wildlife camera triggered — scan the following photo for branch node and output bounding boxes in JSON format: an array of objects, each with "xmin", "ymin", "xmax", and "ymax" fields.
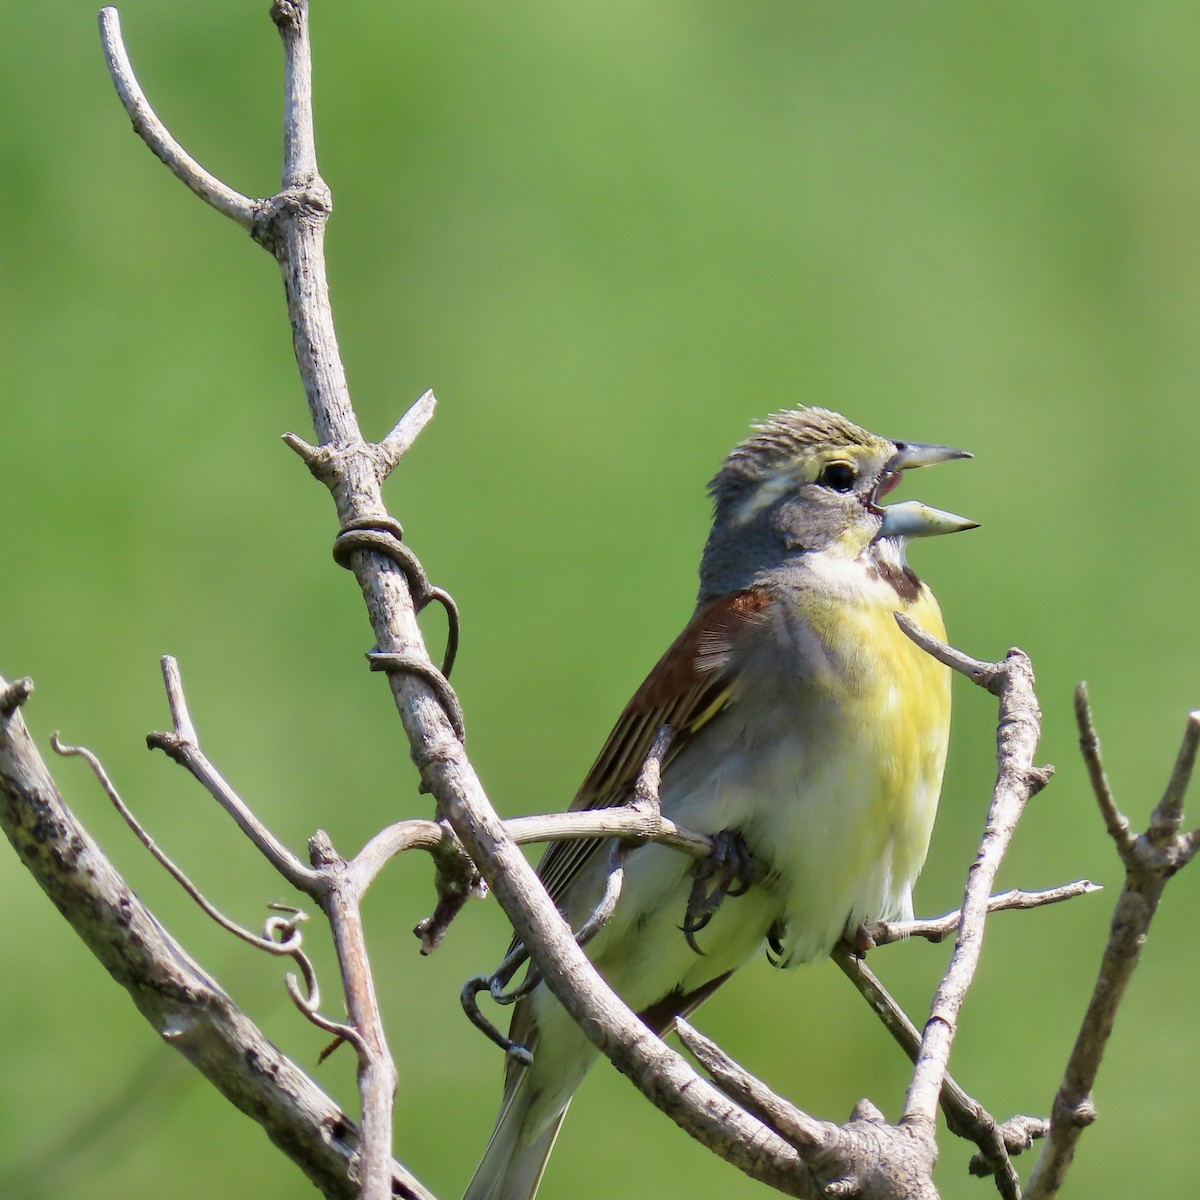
[
  {"xmin": 1026, "ymin": 764, "xmax": 1055, "ymax": 794},
  {"xmin": 270, "ymin": 0, "xmax": 304, "ymax": 32},
  {"xmin": 0, "ymin": 676, "xmax": 34, "ymax": 719},
  {"xmin": 309, "ymin": 830, "xmax": 341, "ymax": 869},
  {"xmin": 848, "ymin": 1098, "xmax": 886, "ymax": 1123},
  {"xmin": 282, "ymin": 430, "xmax": 324, "ymax": 468}
]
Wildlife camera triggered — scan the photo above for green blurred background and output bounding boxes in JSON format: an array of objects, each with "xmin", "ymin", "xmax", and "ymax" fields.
[{"xmin": 2, "ymin": 1, "xmax": 1198, "ymax": 1197}]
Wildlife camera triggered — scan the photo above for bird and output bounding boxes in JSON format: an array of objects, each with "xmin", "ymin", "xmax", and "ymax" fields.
[{"xmin": 464, "ymin": 407, "xmax": 976, "ymax": 1200}]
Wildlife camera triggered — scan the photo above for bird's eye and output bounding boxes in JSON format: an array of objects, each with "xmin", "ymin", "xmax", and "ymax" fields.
[{"xmin": 818, "ymin": 461, "xmax": 857, "ymax": 492}]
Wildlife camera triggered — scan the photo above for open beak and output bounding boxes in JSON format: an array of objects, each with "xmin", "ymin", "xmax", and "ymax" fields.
[{"xmin": 874, "ymin": 440, "xmax": 978, "ymax": 539}]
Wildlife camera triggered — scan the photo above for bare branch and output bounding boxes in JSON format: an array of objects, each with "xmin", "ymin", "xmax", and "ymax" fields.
[
  {"xmin": 375, "ymin": 389, "xmax": 439, "ymax": 480},
  {"xmin": 675, "ymin": 1019, "xmax": 827, "ymax": 1151},
  {"xmin": 677, "ymin": 1020, "xmax": 941, "ymax": 1200},
  {"xmin": 97, "ymin": 8, "xmax": 257, "ymax": 226},
  {"xmin": 41, "ymin": 735, "xmax": 354, "ymax": 1052},
  {"xmin": 831, "ymin": 948, "xmax": 1025, "ymax": 1199},
  {"xmin": 145, "ymin": 648, "xmax": 402, "ymax": 1197},
  {"xmin": 1025, "ymin": 699, "xmax": 1200, "ymax": 1200},
  {"xmin": 309, "ymin": 830, "xmax": 399, "ymax": 1194},
  {"xmin": 895, "ymin": 625, "xmax": 1052, "ymax": 1146},
  {"xmin": 894, "ymin": 613, "xmax": 1005, "ymax": 693},
  {"xmin": 0, "ymin": 675, "xmax": 435, "ymax": 1200},
  {"xmin": 1073, "ymin": 683, "xmax": 1135, "ymax": 856},
  {"xmin": 866, "ymin": 881, "xmax": 1101, "ymax": 946},
  {"xmin": 273, "ymin": 0, "xmax": 319, "ymax": 187},
  {"xmin": 146, "ymin": 656, "xmax": 322, "ymax": 894},
  {"xmin": 53, "ymin": 733, "xmax": 307, "ymax": 959},
  {"xmin": 1150, "ymin": 710, "xmax": 1200, "ymax": 844}
]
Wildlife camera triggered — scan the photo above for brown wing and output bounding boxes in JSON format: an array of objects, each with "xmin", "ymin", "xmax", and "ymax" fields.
[
  {"xmin": 532, "ymin": 588, "xmax": 774, "ymax": 915},
  {"xmin": 503, "ymin": 589, "xmax": 773, "ymax": 1087}
]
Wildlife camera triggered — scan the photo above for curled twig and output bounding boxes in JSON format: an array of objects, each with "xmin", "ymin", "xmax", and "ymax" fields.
[
  {"xmin": 53, "ymin": 734, "xmax": 299, "ymax": 956},
  {"xmin": 51, "ymin": 735, "xmax": 367, "ymax": 1049},
  {"xmin": 333, "ymin": 515, "xmax": 461, "ymax": 681}
]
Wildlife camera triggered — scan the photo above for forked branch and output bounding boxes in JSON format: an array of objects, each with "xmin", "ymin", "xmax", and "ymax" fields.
[{"xmin": 1023, "ymin": 688, "xmax": 1200, "ymax": 1200}]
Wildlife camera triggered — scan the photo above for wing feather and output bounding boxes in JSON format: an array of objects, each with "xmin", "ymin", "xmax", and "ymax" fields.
[{"xmin": 532, "ymin": 590, "xmax": 773, "ymax": 911}]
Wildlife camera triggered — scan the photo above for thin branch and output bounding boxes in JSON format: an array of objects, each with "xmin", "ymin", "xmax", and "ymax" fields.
[
  {"xmin": 894, "ymin": 613, "xmax": 1005, "ymax": 693},
  {"xmin": 1073, "ymin": 684, "xmax": 1134, "ymax": 856},
  {"xmin": 146, "ymin": 656, "xmax": 322, "ymax": 894},
  {"xmin": 895, "ymin": 623, "xmax": 1052, "ymax": 1142},
  {"xmin": 375, "ymin": 389, "xmax": 438, "ymax": 479},
  {"xmin": 53, "ymin": 734, "xmax": 305, "ymax": 958},
  {"xmin": 1149, "ymin": 710, "xmax": 1200, "ymax": 844},
  {"xmin": 310, "ymin": 831, "xmax": 399, "ymax": 1192},
  {"xmin": 677, "ymin": 1020, "xmax": 939, "ymax": 1200},
  {"xmin": 675, "ymin": 1019, "xmax": 827, "ymax": 1152},
  {"xmin": 831, "ymin": 948, "xmax": 1025, "ymax": 1200},
  {"xmin": 146, "ymin": 653, "xmax": 401, "ymax": 1196},
  {"xmin": 42, "ymin": 739, "xmax": 354, "ymax": 1050},
  {"xmin": 866, "ymin": 881, "xmax": 1101, "ymax": 946},
  {"xmin": 98, "ymin": 8, "xmax": 257, "ymax": 226},
  {"xmin": 274, "ymin": 0, "xmax": 319, "ymax": 187},
  {"xmin": 351, "ymin": 790, "xmax": 714, "ymax": 918},
  {"xmin": 0, "ymin": 674, "xmax": 435, "ymax": 1200},
  {"xmin": 1024, "ymin": 697, "xmax": 1200, "ymax": 1200}
]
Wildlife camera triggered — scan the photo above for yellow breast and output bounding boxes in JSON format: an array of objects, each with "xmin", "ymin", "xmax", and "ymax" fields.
[{"xmin": 769, "ymin": 575, "xmax": 952, "ymax": 960}]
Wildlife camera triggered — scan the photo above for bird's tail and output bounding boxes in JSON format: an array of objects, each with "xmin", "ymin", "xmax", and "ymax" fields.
[{"xmin": 462, "ymin": 1081, "xmax": 570, "ymax": 1200}]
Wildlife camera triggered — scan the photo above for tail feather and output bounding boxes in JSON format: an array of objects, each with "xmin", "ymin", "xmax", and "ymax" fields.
[{"xmin": 463, "ymin": 1085, "xmax": 570, "ymax": 1200}]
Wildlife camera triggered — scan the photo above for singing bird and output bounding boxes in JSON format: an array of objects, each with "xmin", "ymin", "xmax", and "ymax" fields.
[{"xmin": 464, "ymin": 408, "xmax": 975, "ymax": 1200}]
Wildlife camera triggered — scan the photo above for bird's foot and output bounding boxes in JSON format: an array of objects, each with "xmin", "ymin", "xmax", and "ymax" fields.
[{"xmin": 681, "ymin": 830, "xmax": 760, "ymax": 954}]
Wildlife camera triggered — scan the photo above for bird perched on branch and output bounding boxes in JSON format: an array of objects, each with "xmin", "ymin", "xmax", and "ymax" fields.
[{"xmin": 465, "ymin": 407, "xmax": 975, "ymax": 1200}]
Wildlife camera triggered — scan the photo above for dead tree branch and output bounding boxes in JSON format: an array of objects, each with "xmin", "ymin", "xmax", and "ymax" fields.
[
  {"xmin": 1023, "ymin": 689, "xmax": 1200, "ymax": 1200},
  {"xmin": 97, "ymin": 3, "xmax": 813, "ymax": 1194},
  {"xmin": 890, "ymin": 618, "xmax": 1053, "ymax": 1197},
  {"xmin": 0, "ymin": 673, "xmax": 435, "ymax": 1200}
]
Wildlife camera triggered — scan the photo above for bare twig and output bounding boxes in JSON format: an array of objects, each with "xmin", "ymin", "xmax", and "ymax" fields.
[
  {"xmin": 1072, "ymin": 683, "xmax": 1134, "ymax": 856},
  {"xmin": 53, "ymin": 734, "xmax": 310, "ymax": 960},
  {"xmin": 54, "ymin": 729, "xmax": 368, "ymax": 1053},
  {"xmin": 896, "ymin": 618, "xmax": 1052, "ymax": 1147},
  {"xmin": 146, "ymin": 656, "xmax": 322, "ymax": 894},
  {"xmin": 676, "ymin": 1020, "xmax": 939, "ymax": 1200},
  {"xmin": 676, "ymin": 1019, "xmax": 827, "ymax": 1151},
  {"xmin": 865, "ymin": 880, "xmax": 1101, "ymax": 946},
  {"xmin": 148, "ymin": 652, "xmax": 401, "ymax": 1200},
  {"xmin": 831, "ymin": 948, "xmax": 1027, "ymax": 1200},
  {"xmin": 0, "ymin": 674, "xmax": 435, "ymax": 1200},
  {"xmin": 98, "ymin": 8, "xmax": 257, "ymax": 226},
  {"xmin": 1024, "ymin": 694, "xmax": 1200, "ymax": 1200}
]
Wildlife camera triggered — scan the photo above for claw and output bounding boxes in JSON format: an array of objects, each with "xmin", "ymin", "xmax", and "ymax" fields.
[{"xmin": 679, "ymin": 831, "xmax": 761, "ymax": 955}]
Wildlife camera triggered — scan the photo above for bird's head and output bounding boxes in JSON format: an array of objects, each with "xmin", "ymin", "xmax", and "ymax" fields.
[{"xmin": 699, "ymin": 407, "xmax": 976, "ymax": 600}]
